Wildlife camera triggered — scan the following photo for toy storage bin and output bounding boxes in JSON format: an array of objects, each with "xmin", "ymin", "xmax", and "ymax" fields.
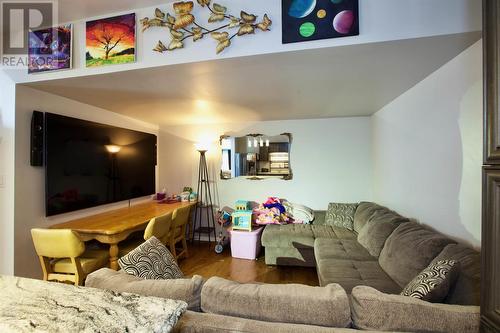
[{"xmin": 229, "ymin": 227, "xmax": 264, "ymax": 260}]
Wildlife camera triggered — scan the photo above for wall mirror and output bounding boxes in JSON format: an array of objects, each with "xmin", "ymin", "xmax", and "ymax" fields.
[{"xmin": 220, "ymin": 133, "xmax": 292, "ymax": 180}]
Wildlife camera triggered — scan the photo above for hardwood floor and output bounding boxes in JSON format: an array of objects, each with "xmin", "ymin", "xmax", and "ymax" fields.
[{"xmin": 178, "ymin": 242, "xmax": 319, "ymax": 286}]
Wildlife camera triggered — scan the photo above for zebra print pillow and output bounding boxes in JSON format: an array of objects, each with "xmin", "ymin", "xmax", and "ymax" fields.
[
  {"xmin": 118, "ymin": 236, "xmax": 184, "ymax": 280},
  {"xmin": 400, "ymin": 259, "xmax": 460, "ymax": 303}
]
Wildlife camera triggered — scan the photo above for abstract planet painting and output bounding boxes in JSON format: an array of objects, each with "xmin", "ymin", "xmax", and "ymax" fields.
[
  {"xmin": 282, "ymin": 0, "xmax": 358, "ymax": 44},
  {"xmin": 288, "ymin": 0, "xmax": 317, "ymax": 18}
]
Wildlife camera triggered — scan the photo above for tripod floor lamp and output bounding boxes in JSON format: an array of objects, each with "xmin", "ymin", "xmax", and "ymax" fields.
[{"xmin": 192, "ymin": 144, "xmax": 217, "ymax": 243}]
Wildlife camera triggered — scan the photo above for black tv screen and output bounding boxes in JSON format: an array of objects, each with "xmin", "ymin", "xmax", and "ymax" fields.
[{"xmin": 44, "ymin": 113, "xmax": 156, "ymax": 216}]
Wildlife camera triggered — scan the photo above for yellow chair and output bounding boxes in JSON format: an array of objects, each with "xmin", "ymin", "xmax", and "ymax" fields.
[
  {"xmin": 144, "ymin": 212, "xmax": 174, "ymax": 244},
  {"xmin": 118, "ymin": 212, "xmax": 174, "ymax": 257},
  {"xmin": 168, "ymin": 206, "xmax": 191, "ymax": 260},
  {"xmin": 31, "ymin": 228, "xmax": 109, "ymax": 286}
]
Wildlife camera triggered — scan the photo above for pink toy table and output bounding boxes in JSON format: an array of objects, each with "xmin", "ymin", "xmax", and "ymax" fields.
[{"xmin": 229, "ymin": 226, "xmax": 264, "ymax": 260}]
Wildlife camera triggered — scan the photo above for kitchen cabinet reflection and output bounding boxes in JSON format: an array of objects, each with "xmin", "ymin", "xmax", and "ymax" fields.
[{"xmin": 220, "ymin": 134, "xmax": 292, "ymax": 180}]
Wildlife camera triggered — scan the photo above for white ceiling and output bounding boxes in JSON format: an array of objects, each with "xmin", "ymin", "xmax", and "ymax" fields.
[
  {"xmin": 25, "ymin": 32, "xmax": 480, "ymax": 127},
  {"xmin": 57, "ymin": 0, "xmax": 169, "ymax": 23}
]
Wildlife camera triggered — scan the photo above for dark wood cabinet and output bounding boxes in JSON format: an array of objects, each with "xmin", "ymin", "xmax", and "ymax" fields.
[
  {"xmin": 481, "ymin": 1, "xmax": 500, "ymax": 332},
  {"xmin": 484, "ymin": 0, "xmax": 500, "ymax": 164},
  {"xmin": 481, "ymin": 167, "xmax": 500, "ymax": 332}
]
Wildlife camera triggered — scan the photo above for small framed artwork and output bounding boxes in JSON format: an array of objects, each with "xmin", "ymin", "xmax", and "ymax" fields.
[
  {"xmin": 282, "ymin": 0, "xmax": 359, "ymax": 44},
  {"xmin": 86, "ymin": 13, "xmax": 136, "ymax": 67},
  {"xmin": 28, "ymin": 24, "xmax": 73, "ymax": 74}
]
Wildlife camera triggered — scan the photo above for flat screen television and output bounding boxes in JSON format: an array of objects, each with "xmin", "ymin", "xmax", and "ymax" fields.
[{"xmin": 44, "ymin": 113, "xmax": 157, "ymax": 216}]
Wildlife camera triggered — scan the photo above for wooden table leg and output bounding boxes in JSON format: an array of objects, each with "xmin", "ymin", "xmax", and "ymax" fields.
[{"xmin": 109, "ymin": 243, "xmax": 119, "ymax": 270}]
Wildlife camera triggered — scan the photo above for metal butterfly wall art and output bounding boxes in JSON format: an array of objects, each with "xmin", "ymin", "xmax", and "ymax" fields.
[{"xmin": 141, "ymin": 0, "xmax": 272, "ymax": 55}]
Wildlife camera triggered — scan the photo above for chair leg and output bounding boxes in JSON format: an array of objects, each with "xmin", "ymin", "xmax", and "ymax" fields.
[
  {"xmin": 38, "ymin": 256, "xmax": 50, "ymax": 281},
  {"xmin": 71, "ymin": 257, "xmax": 85, "ymax": 286},
  {"xmin": 181, "ymin": 236, "xmax": 189, "ymax": 259},
  {"xmin": 170, "ymin": 238, "xmax": 177, "ymax": 261}
]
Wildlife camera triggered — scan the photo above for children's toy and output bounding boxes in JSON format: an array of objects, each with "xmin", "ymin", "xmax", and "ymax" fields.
[
  {"xmin": 235, "ymin": 200, "xmax": 251, "ymax": 211},
  {"xmin": 214, "ymin": 208, "xmax": 233, "ymax": 254},
  {"xmin": 232, "ymin": 210, "xmax": 253, "ymax": 231},
  {"xmin": 216, "ymin": 209, "xmax": 232, "ymax": 228},
  {"xmin": 253, "ymin": 197, "xmax": 291, "ymax": 225},
  {"xmin": 215, "ymin": 233, "xmax": 230, "ymax": 254}
]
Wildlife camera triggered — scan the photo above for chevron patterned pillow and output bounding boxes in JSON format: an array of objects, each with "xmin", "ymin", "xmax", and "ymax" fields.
[{"xmin": 400, "ymin": 259, "xmax": 460, "ymax": 303}]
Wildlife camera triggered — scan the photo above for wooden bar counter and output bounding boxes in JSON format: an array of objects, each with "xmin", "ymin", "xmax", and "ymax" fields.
[{"xmin": 50, "ymin": 201, "xmax": 196, "ymax": 270}]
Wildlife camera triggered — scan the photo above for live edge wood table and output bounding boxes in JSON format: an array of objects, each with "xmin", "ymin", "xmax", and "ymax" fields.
[{"xmin": 50, "ymin": 201, "xmax": 196, "ymax": 270}]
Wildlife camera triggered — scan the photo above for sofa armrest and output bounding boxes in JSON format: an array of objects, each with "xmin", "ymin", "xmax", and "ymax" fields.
[
  {"xmin": 313, "ymin": 210, "xmax": 327, "ymax": 225},
  {"xmin": 85, "ymin": 268, "xmax": 204, "ymax": 311},
  {"xmin": 351, "ymin": 286, "xmax": 480, "ymax": 333}
]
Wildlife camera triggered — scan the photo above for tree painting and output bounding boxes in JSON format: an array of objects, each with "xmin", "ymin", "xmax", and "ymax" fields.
[{"xmin": 86, "ymin": 13, "xmax": 136, "ymax": 67}]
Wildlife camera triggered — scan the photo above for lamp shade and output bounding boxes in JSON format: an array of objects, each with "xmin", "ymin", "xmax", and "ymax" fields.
[
  {"xmin": 105, "ymin": 145, "xmax": 121, "ymax": 154},
  {"xmin": 195, "ymin": 142, "xmax": 210, "ymax": 152}
]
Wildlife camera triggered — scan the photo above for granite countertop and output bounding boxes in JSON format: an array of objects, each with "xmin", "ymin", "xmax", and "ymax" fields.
[{"xmin": 0, "ymin": 275, "xmax": 187, "ymax": 333}]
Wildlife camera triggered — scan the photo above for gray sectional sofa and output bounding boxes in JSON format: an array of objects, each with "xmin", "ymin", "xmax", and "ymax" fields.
[
  {"xmin": 262, "ymin": 202, "xmax": 481, "ymax": 306},
  {"xmin": 86, "ymin": 267, "xmax": 480, "ymax": 332},
  {"xmin": 85, "ymin": 201, "xmax": 481, "ymax": 332}
]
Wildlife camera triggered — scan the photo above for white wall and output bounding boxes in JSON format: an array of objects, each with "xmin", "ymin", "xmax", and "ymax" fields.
[
  {"xmin": 372, "ymin": 41, "xmax": 482, "ymax": 248},
  {"xmin": 158, "ymin": 117, "xmax": 373, "ymax": 212},
  {"xmin": 7, "ymin": 0, "xmax": 481, "ymax": 84},
  {"xmin": 0, "ymin": 71, "xmax": 16, "ymax": 275},
  {"xmin": 14, "ymin": 86, "xmax": 158, "ymax": 278}
]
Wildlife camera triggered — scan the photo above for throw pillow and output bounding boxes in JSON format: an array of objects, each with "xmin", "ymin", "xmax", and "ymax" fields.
[
  {"xmin": 118, "ymin": 236, "xmax": 184, "ymax": 280},
  {"xmin": 325, "ymin": 203, "xmax": 358, "ymax": 230},
  {"xmin": 400, "ymin": 259, "xmax": 460, "ymax": 302}
]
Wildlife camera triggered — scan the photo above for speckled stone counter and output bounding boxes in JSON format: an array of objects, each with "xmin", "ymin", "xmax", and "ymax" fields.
[{"xmin": 0, "ymin": 275, "xmax": 187, "ymax": 333}]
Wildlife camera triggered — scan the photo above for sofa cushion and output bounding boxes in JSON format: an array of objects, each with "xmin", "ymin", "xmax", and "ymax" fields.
[
  {"xmin": 264, "ymin": 246, "xmax": 316, "ymax": 267},
  {"xmin": 432, "ymin": 243, "xmax": 481, "ymax": 305},
  {"xmin": 201, "ymin": 277, "xmax": 351, "ymax": 328},
  {"xmin": 357, "ymin": 210, "xmax": 408, "ymax": 257},
  {"xmin": 85, "ymin": 268, "xmax": 204, "ymax": 311},
  {"xmin": 353, "ymin": 202, "xmax": 385, "ymax": 233},
  {"xmin": 325, "ymin": 203, "xmax": 358, "ymax": 230},
  {"xmin": 316, "ymin": 258, "xmax": 401, "ymax": 294},
  {"xmin": 261, "ymin": 224, "xmax": 314, "ymax": 249},
  {"xmin": 400, "ymin": 259, "xmax": 460, "ymax": 303},
  {"xmin": 314, "ymin": 238, "xmax": 375, "ymax": 262},
  {"xmin": 118, "ymin": 236, "xmax": 184, "ymax": 280},
  {"xmin": 351, "ymin": 286, "xmax": 480, "ymax": 333},
  {"xmin": 379, "ymin": 222, "xmax": 456, "ymax": 287},
  {"xmin": 174, "ymin": 311, "xmax": 364, "ymax": 333},
  {"xmin": 311, "ymin": 225, "xmax": 357, "ymax": 240},
  {"xmin": 312, "ymin": 210, "xmax": 327, "ymax": 225}
]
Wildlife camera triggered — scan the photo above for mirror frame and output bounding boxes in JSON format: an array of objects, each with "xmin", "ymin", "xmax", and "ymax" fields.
[{"xmin": 219, "ymin": 133, "xmax": 293, "ymax": 180}]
